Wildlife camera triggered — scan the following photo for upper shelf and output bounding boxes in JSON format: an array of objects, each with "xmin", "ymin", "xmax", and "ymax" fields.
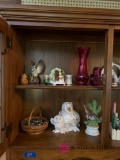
[
  {"xmin": 15, "ymin": 84, "xmax": 103, "ymax": 90},
  {"xmin": 15, "ymin": 84, "xmax": 120, "ymax": 90}
]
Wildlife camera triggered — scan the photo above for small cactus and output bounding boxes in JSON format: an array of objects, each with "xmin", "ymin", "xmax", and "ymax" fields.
[
  {"xmin": 88, "ymin": 100, "xmax": 101, "ymax": 116},
  {"xmin": 84, "ymin": 100, "xmax": 102, "ymax": 127}
]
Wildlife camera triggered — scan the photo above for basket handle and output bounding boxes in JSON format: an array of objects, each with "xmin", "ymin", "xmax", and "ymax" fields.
[{"xmin": 28, "ymin": 105, "xmax": 42, "ymax": 126}]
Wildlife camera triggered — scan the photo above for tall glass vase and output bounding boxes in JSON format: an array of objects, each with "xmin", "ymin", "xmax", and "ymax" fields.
[{"xmin": 76, "ymin": 47, "xmax": 90, "ymax": 85}]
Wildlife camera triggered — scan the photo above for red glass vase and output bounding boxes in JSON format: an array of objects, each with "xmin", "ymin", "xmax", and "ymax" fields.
[{"xmin": 76, "ymin": 47, "xmax": 90, "ymax": 85}]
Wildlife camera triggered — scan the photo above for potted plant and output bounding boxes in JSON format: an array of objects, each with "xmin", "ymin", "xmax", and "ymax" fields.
[{"xmin": 83, "ymin": 100, "xmax": 102, "ymax": 136}]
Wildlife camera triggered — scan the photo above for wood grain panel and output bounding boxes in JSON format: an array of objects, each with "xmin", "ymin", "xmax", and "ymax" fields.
[
  {"xmin": 112, "ymin": 42, "xmax": 120, "ymax": 119},
  {"xmin": 101, "ymin": 28, "xmax": 114, "ymax": 145},
  {"xmin": 10, "ymin": 149, "xmax": 120, "ymax": 160},
  {"xmin": 9, "ymin": 28, "xmax": 25, "ymax": 144},
  {"xmin": 0, "ymin": 16, "xmax": 10, "ymax": 157},
  {"xmin": 0, "ymin": 4, "xmax": 120, "ymax": 26}
]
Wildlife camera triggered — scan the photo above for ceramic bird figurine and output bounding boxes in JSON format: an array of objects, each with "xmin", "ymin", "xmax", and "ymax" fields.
[
  {"xmin": 31, "ymin": 60, "xmax": 46, "ymax": 83},
  {"xmin": 50, "ymin": 115, "xmax": 68, "ymax": 134},
  {"xmin": 83, "ymin": 104, "xmax": 99, "ymax": 120},
  {"xmin": 59, "ymin": 102, "xmax": 80, "ymax": 132}
]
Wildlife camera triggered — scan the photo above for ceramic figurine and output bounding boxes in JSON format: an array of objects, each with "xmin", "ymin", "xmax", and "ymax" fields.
[
  {"xmin": 89, "ymin": 67, "xmax": 102, "ymax": 86},
  {"xmin": 101, "ymin": 62, "xmax": 120, "ymax": 86},
  {"xmin": 44, "ymin": 74, "xmax": 49, "ymax": 85},
  {"xmin": 59, "ymin": 102, "xmax": 80, "ymax": 132},
  {"xmin": 83, "ymin": 100, "xmax": 102, "ymax": 136},
  {"xmin": 50, "ymin": 115, "xmax": 68, "ymax": 134},
  {"xmin": 83, "ymin": 104, "xmax": 99, "ymax": 121},
  {"xmin": 31, "ymin": 60, "xmax": 46, "ymax": 84},
  {"xmin": 49, "ymin": 68, "xmax": 65, "ymax": 85},
  {"xmin": 20, "ymin": 73, "xmax": 28, "ymax": 85}
]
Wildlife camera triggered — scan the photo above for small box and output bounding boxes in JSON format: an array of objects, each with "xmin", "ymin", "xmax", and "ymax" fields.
[{"xmin": 110, "ymin": 123, "xmax": 120, "ymax": 140}]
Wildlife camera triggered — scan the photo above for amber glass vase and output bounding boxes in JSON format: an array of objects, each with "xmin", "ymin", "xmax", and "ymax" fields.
[{"xmin": 76, "ymin": 47, "xmax": 90, "ymax": 85}]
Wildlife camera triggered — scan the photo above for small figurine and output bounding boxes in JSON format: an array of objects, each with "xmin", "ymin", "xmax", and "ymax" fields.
[
  {"xmin": 20, "ymin": 73, "xmax": 28, "ymax": 85},
  {"xmin": 49, "ymin": 68, "xmax": 65, "ymax": 85},
  {"xmin": 89, "ymin": 67, "xmax": 102, "ymax": 86},
  {"xmin": 31, "ymin": 60, "xmax": 46, "ymax": 84},
  {"xmin": 101, "ymin": 62, "xmax": 120, "ymax": 86},
  {"xmin": 44, "ymin": 74, "xmax": 49, "ymax": 85},
  {"xmin": 83, "ymin": 100, "xmax": 102, "ymax": 136},
  {"xmin": 50, "ymin": 115, "xmax": 68, "ymax": 134},
  {"xmin": 83, "ymin": 104, "xmax": 99, "ymax": 121},
  {"xmin": 59, "ymin": 102, "xmax": 80, "ymax": 132}
]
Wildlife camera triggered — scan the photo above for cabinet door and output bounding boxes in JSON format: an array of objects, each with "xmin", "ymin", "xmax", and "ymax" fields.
[{"xmin": 0, "ymin": 16, "xmax": 11, "ymax": 157}]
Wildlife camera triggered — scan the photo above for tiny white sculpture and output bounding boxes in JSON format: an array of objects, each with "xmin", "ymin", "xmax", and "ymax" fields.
[
  {"xmin": 59, "ymin": 102, "xmax": 80, "ymax": 132},
  {"xmin": 50, "ymin": 115, "xmax": 68, "ymax": 134},
  {"xmin": 50, "ymin": 102, "xmax": 80, "ymax": 133}
]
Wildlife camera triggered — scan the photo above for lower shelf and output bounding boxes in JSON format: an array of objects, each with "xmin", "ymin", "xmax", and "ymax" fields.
[
  {"xmin": 9, "ymin": 126, "xmax": 120, "ymax": 160},
  {"xmin": 11, "ymin": 126, "xmax": 102, "ymax": 149},
  {"xmin": 11, "ymin": 126, "xmax": 120, "ymax": 149}
]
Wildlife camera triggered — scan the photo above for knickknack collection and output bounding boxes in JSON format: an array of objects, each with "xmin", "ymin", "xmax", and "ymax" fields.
[
  {"xmin": 21, "ymin": 100, "xmax": 102, "ymax": 137},
  {"xmin": 19, "ymin": 46, "xmax": 120, "ymax": 138},
  {"xmin": 20, "ymin": 47, "xmax": 104, "ymax": 86},
  {"xmin": 20, "ymin": 46, "xmax": 120, "ymax": 87},
  {"xmin": 20, "ymin": 46, "xmax": 104, "ymax": 137}
]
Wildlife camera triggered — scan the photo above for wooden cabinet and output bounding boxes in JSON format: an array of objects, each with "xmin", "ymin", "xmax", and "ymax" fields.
[{"xmin": 0, "ymin": 3, "xmax": 120, "ymax": 160}]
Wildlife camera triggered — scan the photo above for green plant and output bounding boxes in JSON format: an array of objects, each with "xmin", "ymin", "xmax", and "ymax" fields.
[
  {"xmin": 88, "ymin": 100, "xmax": 101, "ymax": 116},
  {"xmin": 84, "ymin": 100, "xmax": 102, "ymax": 127},
  {"xmin": 84, "ymin": 117, "xmax": 102, "ymax": 127}
]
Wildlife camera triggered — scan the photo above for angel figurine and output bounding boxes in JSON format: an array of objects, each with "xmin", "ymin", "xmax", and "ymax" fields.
[{"xmin": 30, "ymin": 60, "xmax": 46, "ymax": 84}]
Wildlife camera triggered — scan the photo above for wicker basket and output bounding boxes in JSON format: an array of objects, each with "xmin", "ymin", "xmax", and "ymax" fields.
[{"xmin": 21, "ymin": 106, "xmax": 48, "ymax": 135}]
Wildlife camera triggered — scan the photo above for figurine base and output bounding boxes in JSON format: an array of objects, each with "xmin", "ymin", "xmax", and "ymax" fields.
[
  {"xmin": 85, "ymin": 125, "xmax": 99, "ymax": 136},
  {"xmin": 49, "ymin": 80, "xmax": 65, "ymax": 86}
]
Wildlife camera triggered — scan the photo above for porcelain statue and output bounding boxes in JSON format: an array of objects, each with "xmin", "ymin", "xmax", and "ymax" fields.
[
  {"xmin": 50, "ymin": 115, "xmax": 68, "ymax": 134},
  {"xmin": 50, "ymin": 102, "xmax": 80, "ymax": 133}
]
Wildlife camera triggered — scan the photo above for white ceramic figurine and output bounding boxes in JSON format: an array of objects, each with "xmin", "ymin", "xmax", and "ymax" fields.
[
  {"xmin": 59, "ymin": 102, "xmax": 80, "ymax": 132},
  {"xmin": 50, "ymin": 115, "xmax": 68, "ymax": 134}
]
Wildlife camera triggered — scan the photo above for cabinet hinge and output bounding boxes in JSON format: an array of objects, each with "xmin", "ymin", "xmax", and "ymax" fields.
[
  {"xmin": 6, "ymin": 36, "xmax": 12, "ymax": 49},
  {"xmin": 1, "ymin": 123, "xmax": 12, "ymax": 138},
  {"xmin": 1, "ymin": 49, "xmax": 7, "ymax": 55}
]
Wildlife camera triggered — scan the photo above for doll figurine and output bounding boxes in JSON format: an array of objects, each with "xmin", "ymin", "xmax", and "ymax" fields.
[{"xmin": 20, "ymin": 73, "xmax": 28, "ymax": 85}]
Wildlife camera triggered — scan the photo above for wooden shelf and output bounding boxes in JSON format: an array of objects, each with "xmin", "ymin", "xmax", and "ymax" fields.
[
  {"xmin": 111, "ymin": 86, "xmax": 120, "ymax": 90},
  {"xmin": 11, "ymin": 126, "xmax": 102, "ymax": 150},
  {"xmin": 15, "ymin": 84, "xmax": 103, "ymax": 90},
  {"xmin": 111, "ymin": 139, "xmax": 120, "ymax": 147},
  {"xmin": 10, "ymin": 125, "xmax": 120, "ymax": 151}
]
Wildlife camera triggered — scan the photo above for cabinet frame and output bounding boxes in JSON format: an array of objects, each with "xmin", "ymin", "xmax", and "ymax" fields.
[{"xmin": 0, "ymin": 3, "xmax": 120, "ymax": 159}]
